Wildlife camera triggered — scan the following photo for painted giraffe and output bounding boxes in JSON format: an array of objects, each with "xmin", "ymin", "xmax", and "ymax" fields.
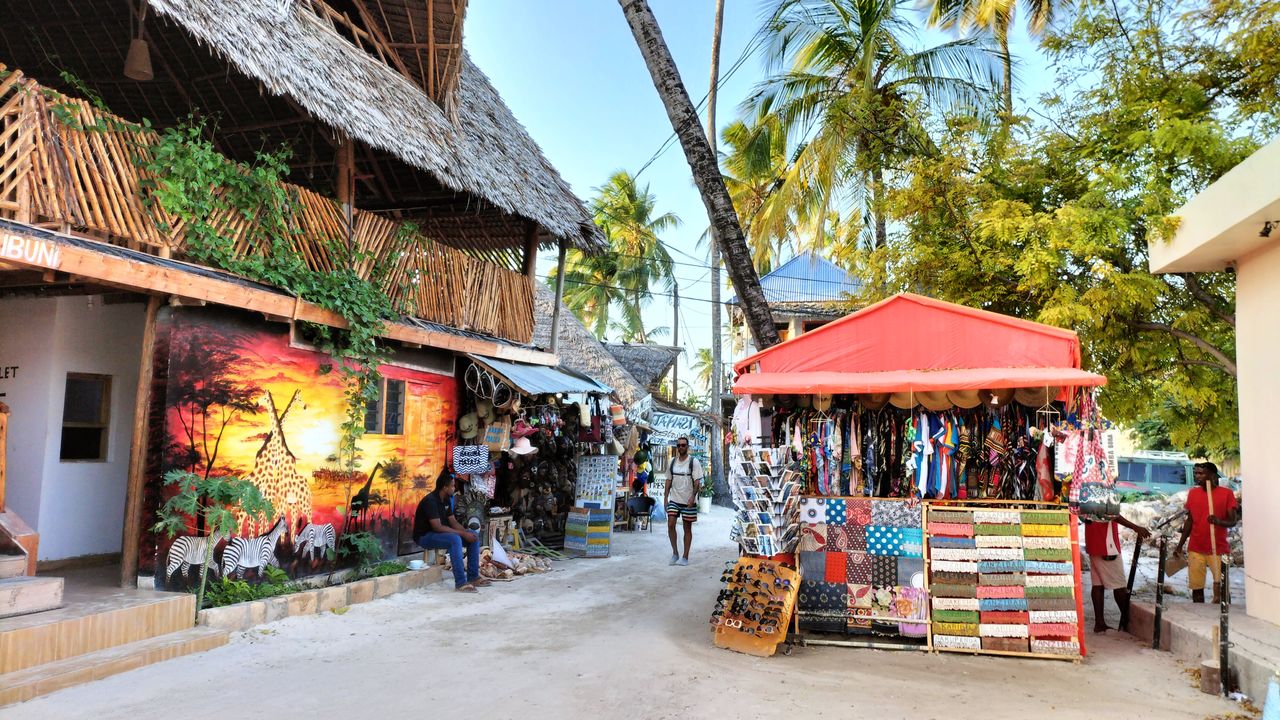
[{"xmin": 237, "ymin": 390, "xmax": 312, "ymax": 536}]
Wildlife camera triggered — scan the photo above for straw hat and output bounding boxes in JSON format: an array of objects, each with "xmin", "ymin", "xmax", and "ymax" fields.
[
  {"xmin": 458, "ymin": 412, "xmax": 480, "ymax": 439},
  {"xmin": 889, "ymin": 391, "xmax": 918, "ymax": 409},
  {"xmin": 947, "ymin": 389, "xmax": 983, "ymax": 409},
  {"xmin": 508, "ymin": 436, "xmax": 539, "ymax": 456},
  {"xmin": 476, "ymin": 398, "xmax": 496, "ymax": 423},
  {"xmin": 917, "ymin": 391, "xmax": 952, "ymax": 412},
  {"xmin": 796, "ymin": 394, "xmax": 812, "ymax": 408},
  {"xmin": 1014, "ymin": 386, "xmax": 1059, "ymax": 407},
  {"xmin": 812, "ymin": 393, "xmax": 833, "ymax": 412},
  {"xmin": 859, "ymin": 393, "xmax": 890, "ymax": 410},
  {"xmin": 758, "ymin": 395, "xmax": 774, "ymax": 410},
  {"xmin": 983, "ymin": 388, "xmax": 1017, "ymax": 408}
]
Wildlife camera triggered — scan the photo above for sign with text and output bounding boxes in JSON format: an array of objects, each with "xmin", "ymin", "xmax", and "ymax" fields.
[
  {"xmin": 0, "ymin": 233, "xmax": 62, "ymax": 268},
  {"xmin": 649, "ymin": 410, "xmax": 709, "ymax": 448}
]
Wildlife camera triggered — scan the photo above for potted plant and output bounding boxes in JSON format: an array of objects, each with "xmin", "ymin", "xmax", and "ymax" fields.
[{"xmin": 697, "ymin": 476, "xmax": 715, "ymax": 514}]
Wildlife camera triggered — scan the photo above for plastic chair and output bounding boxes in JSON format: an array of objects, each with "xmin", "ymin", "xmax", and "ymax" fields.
[{"xmin": 627, "ymin": 496, "xmax": 656, "ymax": 532}]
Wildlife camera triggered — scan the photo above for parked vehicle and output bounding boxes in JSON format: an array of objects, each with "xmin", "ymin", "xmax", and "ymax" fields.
[{"xmin": 1115, "ymin": 451, "xmax": 1194, "ymax": 497}]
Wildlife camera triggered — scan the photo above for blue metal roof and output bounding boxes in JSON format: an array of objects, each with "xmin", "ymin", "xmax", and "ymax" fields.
[
  {"xmin": 727, "ymin": 252, "xmax": 862, "ymax": 305},
  {"xmin": 467, "ymin": 354, "xmax": 611, "ymax": 396}
]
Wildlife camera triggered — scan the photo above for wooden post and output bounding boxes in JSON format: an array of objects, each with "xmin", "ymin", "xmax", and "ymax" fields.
[
  {"xmin": 549, "ymin": 238, "xmax": 567, "ymax": 355},
  {"xmin": 0, "ymin": 401, "xmax": 8, "ymax": 512},
  {"xmin": 336, "ymin": 133, "xmax": 355, "ymax": 241},
  {"xmin": 522, "ymin": 222, "xmax": 539, "ymax": 281},
  {"xmin": 119, "ymin": 295, "xmax": 162, "ymax": 588}
]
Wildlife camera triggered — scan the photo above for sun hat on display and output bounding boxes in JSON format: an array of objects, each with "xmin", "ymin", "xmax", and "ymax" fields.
[
  {"xmin": 859, "ymin": 393, "xmax": 890, "ymax": 410},
  {"xmin": 917, "ymin": 391, "xmax": 952, "ymax": 412},
  {"xmin": 476, "ymin": 398, "xmax": 496, "ymax": 423},
  {"xmin": 889, "ymin": 391, "xmax": 918, "ymax": 409},
  {"xmin": 1014, "ymin": 386, "xmax": 1059, "ymax": 407},
  {"xmin": 948, "ymin": 389, "xmax": 983, "ymax": 409},
  {"xmin": 983, "ymin": 388, "xmax": 1016, "ymax": 408},
  {"xmin": 458, "ymin": 412, "xmax": 479, "ymax": 439},
  {"xmin": 511, "ymin": 418, "xmax": 537, "ymax": 439},
  {"xmin": 508, "ymin": 436, "xmax": 539, "ymax": 456},
  {"xmin": 812, "ymin": 393, "xmax": 833, "ymax": 412}
]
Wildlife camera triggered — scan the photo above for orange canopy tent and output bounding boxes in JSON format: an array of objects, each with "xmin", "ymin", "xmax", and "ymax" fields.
[{"xmin": 732, "ymin": 293, "xmax": 1106, "ymax": 395}]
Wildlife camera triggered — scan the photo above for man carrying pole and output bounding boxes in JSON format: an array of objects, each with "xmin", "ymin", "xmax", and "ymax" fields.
[{"xmin": 1175, "ymin": 462, "xmax": 1239, "ymax": 604}]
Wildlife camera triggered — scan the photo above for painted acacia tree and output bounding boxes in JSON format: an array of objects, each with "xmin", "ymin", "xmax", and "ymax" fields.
[{"xmin": 618, "ymin": 0, "xmax": 781, "ymax": 350}]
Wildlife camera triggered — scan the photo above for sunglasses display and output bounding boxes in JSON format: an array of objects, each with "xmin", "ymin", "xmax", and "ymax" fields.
[{"xmin": 711, "ymin": 558, "xmax": 801, "ymax": 657}]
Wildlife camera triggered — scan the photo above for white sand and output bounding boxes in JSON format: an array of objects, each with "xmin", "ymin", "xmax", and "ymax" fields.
[{"xmin": 10, "ymin": 507, "xmax": 1241, "ymax": 720}]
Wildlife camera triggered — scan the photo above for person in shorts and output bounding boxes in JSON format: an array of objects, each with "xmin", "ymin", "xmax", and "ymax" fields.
[
  {"xmin": 1084, "ymin": 514, "xmax": 1149, "ymax": 632},
  {"xmin": 664, "ymin": 436, "xmax": 704, "ymax": 566},
  {"xmin": 1176, "ymin": 461, "xmax": 1239, "ymax": 604}
]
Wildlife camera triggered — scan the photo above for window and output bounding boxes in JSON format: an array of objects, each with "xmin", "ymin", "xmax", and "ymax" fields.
[
  {"xmin": 1117, "ymin": 461, "xmax": 1146, "ymax": 484},
  {"xmin": 364, "ymin": 378, "xmax": 406, "ymax": 435},
  {"xmin": 60, "ymin": 373, "xmax": 111, "ymax": 461},
  {"xmin": 802, "ymin": 320, "xmax": 831, "ymax": 334},
  {"xmin": 774, "ymin": 323, "xmax": 791, "ymax": 342},
  {"xmin": 1150, "ymin": 463, "xmax": 1190, "ymax": 486}
]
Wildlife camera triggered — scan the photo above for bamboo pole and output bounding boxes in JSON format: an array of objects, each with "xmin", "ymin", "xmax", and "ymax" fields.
[{"xmin": 119, "ymin": 295, "xmax": 162, "ymax": 588}]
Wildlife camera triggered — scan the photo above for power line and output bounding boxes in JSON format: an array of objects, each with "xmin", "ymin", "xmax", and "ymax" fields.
[{"xmin": 542, "ymin": 273, "xmax": 854, "ymax": 308}]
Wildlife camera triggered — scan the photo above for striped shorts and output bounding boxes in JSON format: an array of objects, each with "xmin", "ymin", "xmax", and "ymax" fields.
[{"xmin": 666, "ymin": 500, "xmax": 698, "ymax": 522}]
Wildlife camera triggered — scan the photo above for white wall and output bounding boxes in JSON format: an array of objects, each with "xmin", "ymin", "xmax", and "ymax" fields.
[
  {"xmin": 1237, "ymin": 239, "xmax": 1280, "ymax": 626},
  {"xmin": 0, "ymin": 296, "xmax": 144, "ymax": 560}
]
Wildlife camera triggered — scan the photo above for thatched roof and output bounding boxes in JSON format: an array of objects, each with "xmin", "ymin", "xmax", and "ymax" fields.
[
  {"xmin": 604, "ymin": 343, "xmax": 681, "ymax": 390},
  {"xmin": 531, "ymin": 284, "xmax": 648, "ymax": 408},
  {"xmin": 147, "ymin": 0, "xmax": 601, "ymax": 252},
  {"xmin": 0, "ymin": 1, "xmax": 601, "ymax": 256}
]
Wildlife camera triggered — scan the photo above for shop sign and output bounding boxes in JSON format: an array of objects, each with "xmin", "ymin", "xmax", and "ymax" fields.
[
  {"xmin": 649, "ymin": 410, "xmax": 709, "ymax": 447},
  {"xmin": 0, "ymin": 232, "xmax": 62, "ymax": 268}
]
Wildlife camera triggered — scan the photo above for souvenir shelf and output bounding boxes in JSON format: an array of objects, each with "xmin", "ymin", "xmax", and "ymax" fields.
[
  {"xmin": 728, "ymin": 445, "xmax": 800, "ymax": 558},
  {"xmin": 568, "ymin": 454, "xmax": 618, "ymax": 558},
  {"xmin": 925, "ymin": 504, "xmax": 1084, "ymax": 660},
  {"xmin": 712, "ymin": 557, "xmax": 800, "ymax": 657},
  {"xmin": 794, "ymin": 496, "xmax": 929, "ymax": 646}
]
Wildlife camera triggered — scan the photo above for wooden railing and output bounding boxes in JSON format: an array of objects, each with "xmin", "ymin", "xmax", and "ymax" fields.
[{"xmin": 0, "ymin": 64, "xmax": 533, "ymax": 344}]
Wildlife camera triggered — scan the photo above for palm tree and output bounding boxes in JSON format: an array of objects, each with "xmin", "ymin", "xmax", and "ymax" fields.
[
  {"xmin": 554, "ymin": 251, "xmax": 624, "ymax": 339},
  {"xmin": 591, "ymin": 170, "xmax": 680, "ymax": 343},
  {"xmin": 719, "ymin": 112, "xmax": 797, "ymax": 274},
  {"xmin": 926, "ymin": 0, "xmax": 1067, "ymax": 120},
  {"xmin": 752, "ymin": 0, "xmax": 1003, "ymax": 249},
  {"xmin": 692, "ymin": 347, "xmax": 715, "ymax": 392}
]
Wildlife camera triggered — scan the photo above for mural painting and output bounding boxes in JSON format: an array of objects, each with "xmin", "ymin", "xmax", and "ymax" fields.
[{"xmin": 142, "ymin": 308, "xmax": 456, "ymax": 590}]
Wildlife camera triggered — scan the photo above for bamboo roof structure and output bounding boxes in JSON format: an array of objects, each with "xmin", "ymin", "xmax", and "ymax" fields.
[
  {"xmin": 0, "ymin": 0, "xmax": 602, "ymax": 258},
  {"xmin": 603, "ymin": 343, "xmax": 681, "ymax": 391},
  {"xmin": 531, "ymin": 284, "xmax": 649, "ymax": 408}
]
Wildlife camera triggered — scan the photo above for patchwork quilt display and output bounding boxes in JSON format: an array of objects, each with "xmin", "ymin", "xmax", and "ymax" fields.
[
  {"xmin": 926, "ymin": 506, "xmax": 1083, "ymax": 658},
  {"xmin": 798, "ymin": 498, "xmax": 927, "ymax": 637}
]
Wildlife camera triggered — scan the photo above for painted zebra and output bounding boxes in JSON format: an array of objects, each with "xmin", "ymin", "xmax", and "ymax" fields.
[
  {"xmin": 292, "ymin": 522, "xmax": 336, "ymax": 562},
  {"xmin": 165, "ymin": 530, "xmax": 228, "ymax": 582},
  {"xmin": 221, "ymin": 516, "xmax": 287, "ymax": 579}
]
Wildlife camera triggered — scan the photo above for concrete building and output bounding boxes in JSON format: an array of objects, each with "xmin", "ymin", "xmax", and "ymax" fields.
[{"xmin": 1148, "ymin": 135, "xmax": 1280, "ymax": 627}]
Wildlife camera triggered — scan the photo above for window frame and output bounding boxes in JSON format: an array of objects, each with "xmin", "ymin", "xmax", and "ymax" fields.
[
  {"xmin": 364, "ymin": 377, "xmax": 406, "ymax": 436},
  {"xmin": 60, "ymin": 372, "xmax": 112, "ymax": 463}
]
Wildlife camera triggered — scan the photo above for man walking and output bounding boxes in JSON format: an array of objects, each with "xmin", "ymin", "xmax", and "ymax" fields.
[
  {"xmin": 1176, "ymin": 462, "xmax": 1239, "ymax": 604},
  {"xmin": 665, "ymin": 436, "xmax": 704, "ymax": 566},
  {"xmin": 1084, "ymin": 514, "xmax": 1150, "ymax": 632}
]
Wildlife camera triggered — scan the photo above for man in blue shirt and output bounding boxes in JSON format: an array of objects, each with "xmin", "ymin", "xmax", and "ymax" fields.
[{"xmin": 414, "ymin": 470, "xmax": 488, "ymax": 592}]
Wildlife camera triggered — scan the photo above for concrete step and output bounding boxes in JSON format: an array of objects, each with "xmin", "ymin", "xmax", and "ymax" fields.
[
  {"xmin": 0, "ymin": 590, "xmax": 194, "ymax": 674},
  {"xmin": 0, "ymin": 626, "xmax": 229, "ymax": 707},
  {"xmin": 0, "ymin": 576, "xmax": 63, "ymax": 619},
  {"xmin": 0, "ymin": 552, "xmax": 26, "ymax": 579}
]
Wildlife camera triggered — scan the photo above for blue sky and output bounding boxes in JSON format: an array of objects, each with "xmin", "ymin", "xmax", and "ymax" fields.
[{"xmin": 467, "ymin": 1, "xmax": 1051, "ymax": 397}]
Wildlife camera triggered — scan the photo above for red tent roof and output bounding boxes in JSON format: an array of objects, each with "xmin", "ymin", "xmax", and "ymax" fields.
[{"xmin": 732, "ymin": 293, "xmax": 1105, "ymax": 394}]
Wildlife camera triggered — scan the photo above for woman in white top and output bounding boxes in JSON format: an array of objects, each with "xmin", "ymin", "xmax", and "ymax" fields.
[{"xmin": 665, "ymin": 436, "xmax": 705, "ymax": 566}]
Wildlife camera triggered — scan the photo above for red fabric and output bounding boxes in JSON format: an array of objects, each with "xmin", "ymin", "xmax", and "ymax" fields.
[
  {"xmin": 980, "ymin": 611, "xmax": 1030, "ymax": 624},
  {"xmin": 1185, "ymin": 486, "xmax": 1237, "ymax": 555},
  {"xmin": 732, "ymin": 294, "xmax": 1106, "ymax": 394},
  {"xmin": 1083, "ymin": 520, "xmax": 1121, "ymax": 556},
  {"xmin": 824, "ymin": 552, "xmax": 848, "ymax": 583}
]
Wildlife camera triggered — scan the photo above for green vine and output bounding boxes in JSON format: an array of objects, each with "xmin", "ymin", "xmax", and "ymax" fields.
[{"xmin": 46, "ymin": 84, "xmax": 409, "ymax": 463}]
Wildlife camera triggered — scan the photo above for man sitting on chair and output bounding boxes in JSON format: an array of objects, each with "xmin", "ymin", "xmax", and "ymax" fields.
[{"xmin": 414, "ymin": 470, "xmax": 490, "ymax": 592}]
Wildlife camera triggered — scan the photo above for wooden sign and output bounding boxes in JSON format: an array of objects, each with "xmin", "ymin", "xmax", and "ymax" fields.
[{"xmin": 0, "ymin": 233, "xmax": 61, "ymax": 268}]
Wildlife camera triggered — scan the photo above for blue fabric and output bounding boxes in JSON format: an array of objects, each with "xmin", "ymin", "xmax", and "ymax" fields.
[
  {"xmin": 417, "ymin": 532, "xmax": 480, "ymax": 588},
  {"xmin": 929, "ymin": 537, "xmax": 976, "ymax": 549}
]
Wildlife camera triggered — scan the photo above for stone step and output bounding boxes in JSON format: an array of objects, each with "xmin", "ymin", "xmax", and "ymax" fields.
[
  {"xmin": 0, "ymin": 553, "xmax": 27, "ymax": 579},
  {"xmin": 0, "ymin": 576, "xmax": 63, "ymax": 619},
  {"xmin": 0, "ymin": 590, "xmax": 194, "ymax": 674},
  {"xmin": 0, "ymin": 626, "xmax": 229, "ymax": 707}
]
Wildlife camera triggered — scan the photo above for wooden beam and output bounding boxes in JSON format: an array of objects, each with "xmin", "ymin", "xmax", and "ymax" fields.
[
  {"xmin": 351, "ymin": 0, "xmax": 415, "ymax": 80},
  {"xmin": 427, "ymin": 0, "xmax": 437, "ymax": 97},
  {"xmin": 0, "ymin": 223, "xmax": 557, "ymax": 365},
  {"xmin": 550, "ymin": 238, "xmax": 567, "ymax": 355},
  {"xmin": 522, "ymin": 221, "xmax": 539, "ymax": 281},
  {"xmin": 336, "ymin": 133, "xmax": 355, "ymax": 235},
  {"xmin": 118, "ymin": 296, "xmax": 160, "ymax": 588}
]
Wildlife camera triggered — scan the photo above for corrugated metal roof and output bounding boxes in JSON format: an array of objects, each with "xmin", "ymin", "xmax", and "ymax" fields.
[
  {"xmin": 467, "ymin": 354, "xmax": 611, "ymax": 396},
  {"xmin": 727, "ymin": 251, "xmax": 862, "ymax": 305}
]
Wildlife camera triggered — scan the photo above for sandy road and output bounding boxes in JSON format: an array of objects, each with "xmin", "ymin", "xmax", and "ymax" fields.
[{"xmin": 8, "ymin": 507, "xmax": 1241, "ymax": 720}]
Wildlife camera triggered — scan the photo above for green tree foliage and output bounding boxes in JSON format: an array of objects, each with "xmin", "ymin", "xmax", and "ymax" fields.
[
  {"xmin": 839, "ymin": 0, "xmax": 1277, "ymax": 456},
  {"xmin": 554, "ymin": 171, "xmax": 680, "ymax": 341}
]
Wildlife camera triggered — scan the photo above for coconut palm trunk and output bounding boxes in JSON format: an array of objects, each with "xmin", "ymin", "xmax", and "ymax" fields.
[{"xmin": 619, "ymin": 0, "xmax": 780, "ymax": 350}]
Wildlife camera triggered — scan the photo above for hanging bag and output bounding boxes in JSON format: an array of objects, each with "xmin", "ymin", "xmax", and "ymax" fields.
[
  {"xmin": 483, "ymin": 417, "xmax": 511, "ymax": 453},
  {"xmin": 452, "ymin": 444, "xmax": 491, "ymax": 475}
]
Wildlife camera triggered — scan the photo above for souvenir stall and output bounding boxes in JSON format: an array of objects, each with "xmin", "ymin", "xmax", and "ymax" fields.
[
  {"xmin": 719, "ymin": 294, "xmax": 1112, "ymax": 660},
  {"xmin": 454, "ymin": 355, "xmax": 619, "ymax": 554}
]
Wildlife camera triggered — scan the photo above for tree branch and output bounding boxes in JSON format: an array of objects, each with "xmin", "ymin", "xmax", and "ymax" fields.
[
  {"xmin": 1132, "ymin": 321, "xmax": 1237, "ymax": 376},
  {"xmin": 1179, "ymin": 273, "xmax": 1235, "ymax": 328}
]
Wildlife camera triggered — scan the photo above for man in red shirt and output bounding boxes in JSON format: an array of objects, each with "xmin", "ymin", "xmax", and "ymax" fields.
[
  {"xmin": 1176, "ymin": 462, "xmax": 1239, "ymax": 604},
  {"xmin": 1084, "ymin": 514, "xmax": 1150, "ymax": 633}
]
